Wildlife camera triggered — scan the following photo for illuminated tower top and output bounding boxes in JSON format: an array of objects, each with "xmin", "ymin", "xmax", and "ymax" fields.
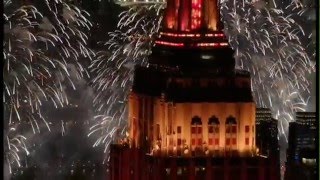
[
  {"xmin": 150, "ymin": 0, "xmax": 234, "ymax": 71},
  {"xmin": 164, "ymin": 0, "xmax": 222, "ymax": 31}
]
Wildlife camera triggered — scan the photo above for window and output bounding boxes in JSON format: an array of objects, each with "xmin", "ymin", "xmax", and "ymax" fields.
[
  {"xmin": 245, "ymin": 125, "xmax": 250, "ymax": 133},
  {"xmin": 215, "ymin": 127, "xmax": 219, "ymax": 133},
  {"xmin": 198, "ymin": 127, "xmax": 202, "ymax": 133},
  {"xmin": 226, "ymin": 116, "xmax": 236, "ymax": 124},
  {"xmin": 198, "ymin": 139, "xmax": 202, "ymax": 145},
  {"xmin": 177, "ymin": 126, "xmax": 181, "ymax": 134},
  {"xmin": 226, "ymin": 138, "xmax": 230, "ymax": 145},
  {"xmin": 209, "ymin": 138, "xmax": 213, "ymax": 145},
  {"xmin": 232, "ymin": 138, "xmax": 237, "ymax": 145},
  {"xmin": 191, "ymin": 116, "xmax": 202, "ymax": 147},
  {"xmin": 231, "ymin": 126, "xmax": 237, "ymax": 133},
  {"xmin": 226, "ymin": 116, "xmax": 237, "ymax": 135},
  {"xmin": 192, "ymin": 139, "xmax": 196, "ymax": 145},
  {"xmin": 177, "ymin": 139, "xmax": 182, "ymax": 145},
  {"xmin": 208, "ymin": 116, "xmax": 220, "ymax": 125},
  {"xmin": 226, "ymin": 127, "xmax": 230, "ymax": 133},
  {"xmin": 245, "ymin": 138, "xmax": 249, "ymax": 145},
  {"xmin": 208, "ymin": 116, "xmax": 220, "ymax": 135},
  {"xmin": 191, "ymin": 116, "xmax": 202, "ymax": 125},
  {"xmin": 215, "ymin": 138, "xmax": 219, "ymax": 145},
  {"xmin": 209, "ymin": 126, "xmax": 214, "ymax": 133},
  {"xmin": 191, "ymin": 127, "xmax": 196, "ymax": 134}
]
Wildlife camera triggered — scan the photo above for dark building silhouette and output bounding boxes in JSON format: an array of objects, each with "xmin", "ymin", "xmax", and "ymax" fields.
[
  {"xmin": 287, "ymin": 112, "xmax": 316, "ymax": 162},
  {"xmin": 285, "ymin": 112, "xmax": 317, "ymax": 180},
  {"xmin": 255, "ymin": 108, "xmax": 279, "ymax": 158},
  {"xmin": 109, "ymin": 0, "xmax": 280, "ymax": 180}
]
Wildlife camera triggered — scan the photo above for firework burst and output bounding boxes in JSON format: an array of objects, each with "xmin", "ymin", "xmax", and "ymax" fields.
[
  {"xmin": 221, "ymin": 0, "xmax": 315, "ymax": 140},
  {"xmin": 3, "ymin": 0, "xmax": 93, "ymax": 173},
  {"xmin": 88, "ymin": 2, "xmax": 164, "ymax": 158}
]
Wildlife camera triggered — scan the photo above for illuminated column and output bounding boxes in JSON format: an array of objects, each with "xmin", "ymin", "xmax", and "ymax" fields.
[
  {"xmin": 165, "ymin": 0, "xmax": 178, "ymax": 29},
  {"xmin": 191, "ymin": 0, "xmax": 203, "ymax": 30},
  {"xmin": 203, "ymin": 0, "xmax": 219, "ymax": 30},
  {"xmin": 129, "ymin": 92, "xmax": 140, "ymax": 147},
  {"xmin": 179, "ymin": 0, "xmax": 191, "ymax": 31}
]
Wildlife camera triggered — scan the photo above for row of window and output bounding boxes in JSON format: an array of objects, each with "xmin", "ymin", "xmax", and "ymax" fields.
[
  {"xmin": 187, "ymin": 125, "xmax": 253, "ymax": 134},
  {"xmin": 170, "ymin": 137, "xmax": 253, "ymax": 146}
]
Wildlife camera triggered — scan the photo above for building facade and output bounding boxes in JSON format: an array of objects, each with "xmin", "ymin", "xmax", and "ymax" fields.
[
  {"xmin": 109, "ymin": 0, "xmax": 280, "ymax": 179},
  {"xmin": 255, "ymin": 108, "xmax": 279, "ymax": 158},
  {"xmin": 287, "ymin": 112, "xmax": 316, "ymax": 163},
  {"xmin": 285, "ymin": 112, "xmax": 317, "ymax": 180}
]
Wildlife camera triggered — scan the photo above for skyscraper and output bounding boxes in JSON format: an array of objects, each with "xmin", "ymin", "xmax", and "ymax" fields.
[
  {"xmin": 109, "ymin": 0, "xmax": 280, "ymax": 179},
  {"xmin": 255, "ymin": 108, "xmax": 279, "ymax": 158},
  {"xmin": 285, "ymin": 112, "xmax": 317, "ymax": 180},
  {"xmin": 287, "ymin": 112, "xmax": 316, "ymax": 163}
]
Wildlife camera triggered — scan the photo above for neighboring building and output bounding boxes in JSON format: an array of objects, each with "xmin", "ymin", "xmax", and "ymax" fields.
[
  {"xmin": 287, "ymin": 112, "xmax": 316, "ymax": 163},
  {"xmin": 255, "ymin": 108, "xmax": 279, "ymax": 158},
  {"xmin": 285, "ymin": 112, "xmax": 317, "ymax": 180},
  {"xmin": 295, "ymin": 112, "xmax": 317, "ymax": 128},
  {"xmin": 109, "ymin": 0, "xmax": 280, "ymax": 179}
]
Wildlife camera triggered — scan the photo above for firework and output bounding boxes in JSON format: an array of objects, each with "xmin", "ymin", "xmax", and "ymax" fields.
[
  {"xmin": 3, "ymin": 0, "xmax": 93, "ymax": 173},
  {"xmin": 221, "ymin": 0, "xmax": 315, "ymax": 140},
  {"xmin": 89, "ymin": 0, "xmax": 314, "ymax": 157},
  {"xmin": 88, "ymin": 2, "xmax": 164, "ymax": 159}
]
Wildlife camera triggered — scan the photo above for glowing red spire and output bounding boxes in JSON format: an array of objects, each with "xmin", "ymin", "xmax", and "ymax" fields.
[{"xmin": 164, "ymin": 0, "xmax": 221, "ymax": 32}]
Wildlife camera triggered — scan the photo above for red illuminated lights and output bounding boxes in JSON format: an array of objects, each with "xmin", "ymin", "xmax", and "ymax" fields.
[
  {"xmin": 160, "ymin": 32, "xmax": 225, "ymax": 38},
  {"xmin": 155, "ymin": 41, "xmax": 229, "ymax": 48},
  {"xmin": 155, "ymin": 41, "xmax": 184, "ymax": 47},
  {"xmin": 191, "ymin": 0, "xmax": 202, "ymax": 30}
]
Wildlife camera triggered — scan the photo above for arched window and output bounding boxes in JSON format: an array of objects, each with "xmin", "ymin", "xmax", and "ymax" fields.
[
  {"xmin": 191, "ymin": 116, "xmax": 202, "ymax": 125},
  {"xmin": 191, "ymin": 116, "xmax": 202, "ymax": 148},
  {"xmin": 225, "ymin": 116, "xmax": 237, "ymax": 149},
  {"xmin": 208, "ymin": 116, "xmax": 220, "ymax": 148}
]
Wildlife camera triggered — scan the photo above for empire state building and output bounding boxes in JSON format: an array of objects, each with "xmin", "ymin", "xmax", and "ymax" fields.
[{"xmin": 109, "ymin": 0, "xmax": 280, "ymax": 179}]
